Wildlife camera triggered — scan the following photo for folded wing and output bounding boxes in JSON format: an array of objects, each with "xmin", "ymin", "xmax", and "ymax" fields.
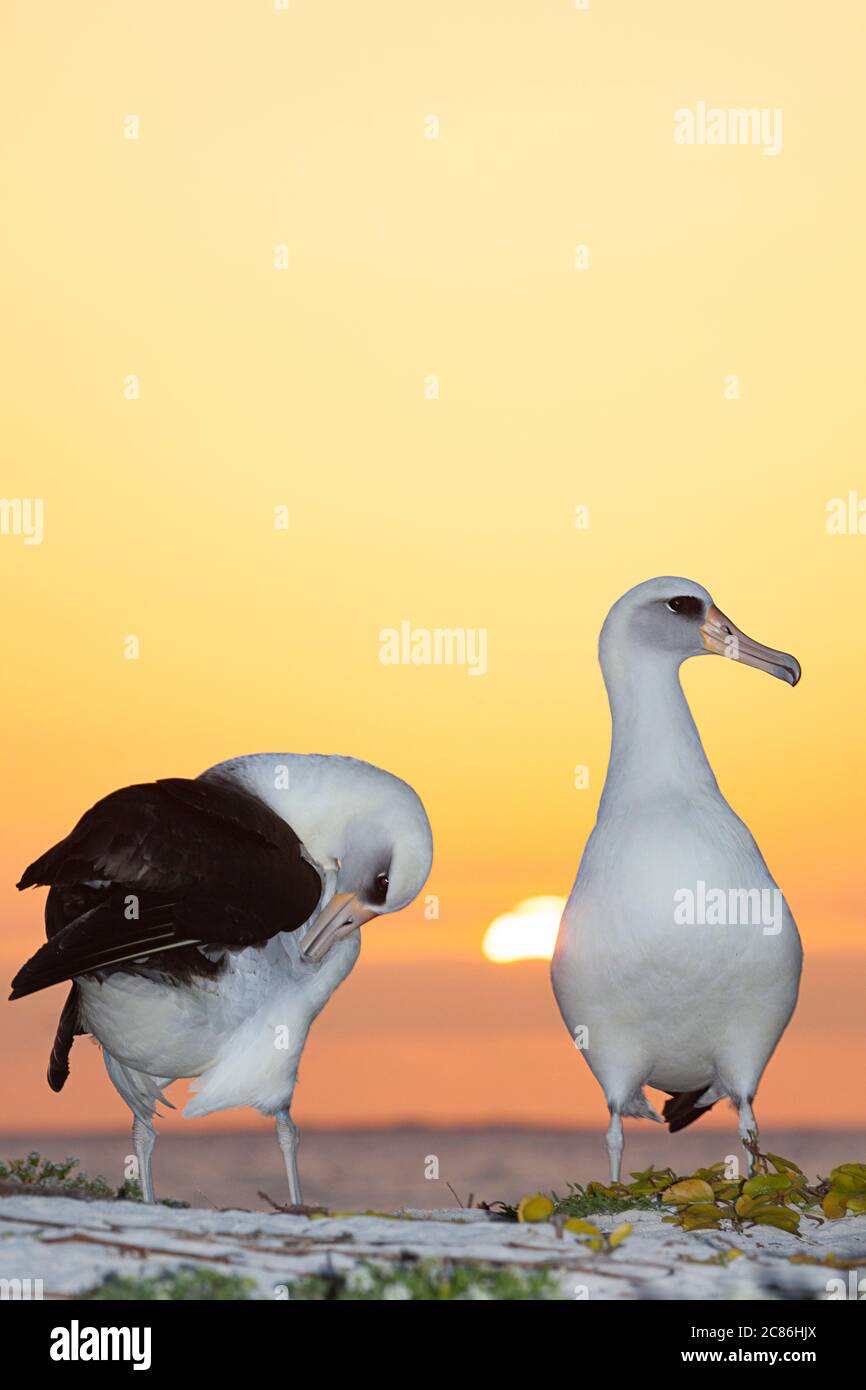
[{"xmin": 11, "ymin": 778, "xmax": 322, "ymax": 999}]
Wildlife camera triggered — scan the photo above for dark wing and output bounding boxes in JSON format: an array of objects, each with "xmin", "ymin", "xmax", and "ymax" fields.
[
  {"xmin": 10, "ymin": 778, "xmax": 322, "ymax": 1000},
  {"xmin": 47, "ymin": 984, "xmax": 80, "ymax": 1092},
  {"xmin": 662, "ymin": 1089, "xmax": 717, "ymax": 1133}
]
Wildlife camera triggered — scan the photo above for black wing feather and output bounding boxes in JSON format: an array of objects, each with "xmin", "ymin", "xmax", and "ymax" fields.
[
  {"xmin": 48, "ymin": 984, "xmax": 80, "ymax": 1092},
  {"xmin": 662, "ymin": 1089, "xmax": 717, "ymax": 1133},
  {"xmin": 11, "ymin": 778, "xmax": 322, "ymax": 1000}
]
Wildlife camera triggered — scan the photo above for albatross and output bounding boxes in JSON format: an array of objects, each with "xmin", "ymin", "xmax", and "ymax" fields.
[
  {"xmin": 10, "ymin": 753, "xmax": 433, "ymax": 1203},
  {"xmin": 552, "ymin": 578, "xmax": 802, "ymax": 1181}
]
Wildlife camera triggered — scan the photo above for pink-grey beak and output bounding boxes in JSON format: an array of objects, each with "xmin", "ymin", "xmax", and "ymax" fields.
[{"xmin": 700, "ymin": 604, "xmax": 800, "ymax": 686}]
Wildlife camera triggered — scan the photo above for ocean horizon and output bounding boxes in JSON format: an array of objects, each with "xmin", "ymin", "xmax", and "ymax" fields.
[{"xmin": 3, "ymin": 1125, "xmax": 862, "ymax": 1212}]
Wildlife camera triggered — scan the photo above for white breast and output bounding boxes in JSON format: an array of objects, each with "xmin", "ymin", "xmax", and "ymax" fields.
[
  {"xmin": 79, "ymin": 929, "xmax": 361, "ymax": 1117},
  {"xmin": 552, "ymin": 790, "xmax": 802, "ymax": 1095}
]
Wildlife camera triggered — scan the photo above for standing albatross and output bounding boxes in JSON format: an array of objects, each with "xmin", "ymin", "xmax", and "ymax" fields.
[
  {"xmin": 552, "ymin": 578, "xmax": 802, "ymax": 1181},
  {"xmin": 11, "ymin": 753, "xmax": 433, "ymax": 1203}
]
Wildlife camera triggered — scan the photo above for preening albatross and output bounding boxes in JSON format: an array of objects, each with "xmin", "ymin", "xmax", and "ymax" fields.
[
  {"xmin": 551, "ymin": 578, "xmax": 802, "ymax": 1182},
  {"xmin": 11, "ymin": 753, "xmax": 433, "ymax": 1203}
]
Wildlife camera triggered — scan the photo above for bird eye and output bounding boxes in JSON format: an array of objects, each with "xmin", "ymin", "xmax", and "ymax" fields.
[
  {"xmin": 373, "ymin": 872, "xmax": 389, "ymax": 903},
  {"xmin": 666, "ymin": 596, "xmax": 702, "ymax": 616}
]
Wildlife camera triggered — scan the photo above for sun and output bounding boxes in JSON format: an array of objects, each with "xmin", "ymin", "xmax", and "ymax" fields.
[{"xmin": 481, "ymin": 895, "xmax": 567, "ymax": 964}]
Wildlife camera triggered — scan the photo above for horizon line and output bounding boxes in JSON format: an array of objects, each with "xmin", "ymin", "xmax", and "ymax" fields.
[{"xmin": 2, "ymin": 1120, "xmax": 864, "ymax": 1138}]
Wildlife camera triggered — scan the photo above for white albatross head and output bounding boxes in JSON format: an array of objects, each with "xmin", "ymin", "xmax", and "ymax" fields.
[
  {"xmin": 201, "ymin": 753, "xmax": 434, "ymax": 964},
  {"xmin": 300, "ymin": 792, "xmax": 434, "ymax": 963},
  {"xmin": 600, "ymin": 576, "xmax": 801, "ymax": 686}
]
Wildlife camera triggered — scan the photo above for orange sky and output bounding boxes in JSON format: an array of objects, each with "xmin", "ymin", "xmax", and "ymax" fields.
[{"xmin": 1, "ymin": 1, "xmax": 864, "ymax": 1133}]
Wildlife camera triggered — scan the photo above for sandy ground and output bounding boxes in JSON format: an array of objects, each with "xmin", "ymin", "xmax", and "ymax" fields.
[{"xmin": 1, "ymin": 1192, "xmax": 864, "ymax": 1301}]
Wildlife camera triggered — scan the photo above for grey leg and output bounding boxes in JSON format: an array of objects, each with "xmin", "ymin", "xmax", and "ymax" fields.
[
  {"xmin": 276, "ymin": 1109, "xmax": 302, "ymax": 1205},
  {"xmin": 132, "ymin": 1117, "xmax": 156, "ymax": 1203},
  {"xmin": 605, "ymin": 1109, "xmax": 624, "ymax": 1184},
  {"xmin": 737, "ymin": 1097, "xmax": 758, "ymax": 1176}
]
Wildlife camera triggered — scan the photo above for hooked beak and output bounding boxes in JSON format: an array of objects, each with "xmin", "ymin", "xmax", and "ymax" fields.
[
  {"xmin": 300, "ymin": 892, "xmax": 378, "ymax": 963},
  {"xmin": 700, "ymin": 604, "xmax": 801, "ymax": 686}
]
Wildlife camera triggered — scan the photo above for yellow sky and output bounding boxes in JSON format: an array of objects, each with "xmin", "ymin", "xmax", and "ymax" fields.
[{"xmin": 1, "ymin": 2, "xmax": 864, "ymax": 1129}]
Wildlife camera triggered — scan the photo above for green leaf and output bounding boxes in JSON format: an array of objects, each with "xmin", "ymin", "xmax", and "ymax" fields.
[
  {"xmin": 712, "ymin": 1182, "xmax": 742, "ymax": 1201},
  {"xmin": 680, "ymin": 1203, "xmax": 726, "ymax": 1230},
  {"xmin": 829, "ymin": 1167, "xmax": 866, "ymax": 1196},
  {"xmin": 685, "ymin": 1202, "xmax": 726, "ymax": 1219},
  {"xmin": 766, "ymin": 1152, "xmax": 806, "ymax": 1176},
  {"xmin": 609, "ymin": 1222, "xmax": 632, "ymax": 1247},
  {"xmin": 563, "ymin": 1217, "xmax": 601, "ymax": 1237},
  {"xmin": 750, "ymin": 1207, "xmax": 801, "ymax": 1233},
  {"xmin": 517, "ymin": 1193, "xmax": 554, "ymax": 1223},
  {"xmin": 822, "ymin": 1191, "xmax": 848, "ymax": 1219},
  {"xmin": 742, "ymin": 1173, "xmax": 792, "ymax": 1198},
  {"xmin": 661, "ymin": 1178, "xmax": 715, "ymax": 1206}
]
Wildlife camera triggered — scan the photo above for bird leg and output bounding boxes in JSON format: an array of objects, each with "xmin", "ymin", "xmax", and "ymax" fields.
[
  {"xmin": 737, "ymin": 1097, "xmax": 758, "ymax": 1176},
  {"xmin": 276, "ymin": 1109, "xmax": 302, "ymax": 1206},
  {"xmin": 132, "ymin": 1117, "xmax": 156, "ymax": 1204},
  {"xmin": 605, "ymin": 1110, "xmax": 624, "ymax": 1184}
]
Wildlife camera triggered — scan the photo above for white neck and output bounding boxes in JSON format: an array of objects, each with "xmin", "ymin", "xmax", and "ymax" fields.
[{"xmin": 597, "ymin": 648, "xmax": 719, "ymax": 815}]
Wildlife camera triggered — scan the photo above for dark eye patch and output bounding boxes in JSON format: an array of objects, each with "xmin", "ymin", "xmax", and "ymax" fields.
[
  {"xmin": 666, "ymin": 596, "xmax": 704, "ymax": 617},
  {"xmin": 370, "ymin": 872, "xmax": 389, "ymax": 905}
]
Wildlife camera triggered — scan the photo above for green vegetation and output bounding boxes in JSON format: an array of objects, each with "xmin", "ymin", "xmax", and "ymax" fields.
[
  {"xmin": 115, "ymin": 1176, "xmax": 189, "ymax": 1208},
  {"xmin": 653, "ymin": 1147, "xmax": 866, "ymax": 1236},
  {"xmin": 495, "ymin": 1144, "xmax": 866, "ymax": 1242},
  {"xmin": 289, "ymin": 1259, "xmax": 565, "ymax": 1301},
  {"xmin": 0, "ymin": 1150, "xmax": 188, "ymax": 1207},
  {"xmin": 0, "ymin": 1151, "xmax": 114, "ymax": 1198},
  {"xmin": 85, "ymin": 1261, "xmax": 567, "ymax": 1301},
  {"xmin": 85, "ymin": 1267, "xmax": 256, "ymax": 1300},
  {"xmin": 553, "ymin": 1185, "xmax": 657, "ymax": 1219}
]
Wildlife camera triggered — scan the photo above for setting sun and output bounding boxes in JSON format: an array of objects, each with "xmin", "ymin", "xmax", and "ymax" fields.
[{"xmin": 481, "ymin": 896, "xmax": 567, "ymax": 964}]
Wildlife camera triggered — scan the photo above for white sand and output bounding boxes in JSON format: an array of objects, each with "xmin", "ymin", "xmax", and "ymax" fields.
[{"xmin": 1, "ymin": 1194, "xmax": 865, "ymax": 1299}]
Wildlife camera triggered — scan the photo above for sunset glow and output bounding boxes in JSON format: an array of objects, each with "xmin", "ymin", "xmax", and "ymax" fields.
[
  {"xmin": 482, "ymin": 897, "xmax": 567, "ymax": 964},
  {"xmin": 1, "ymin": 2, "xmax": 864, "ymax": 1134}
]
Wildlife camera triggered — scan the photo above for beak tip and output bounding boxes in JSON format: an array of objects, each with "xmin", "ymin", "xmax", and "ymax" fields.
[{"xmin": 782, "ymin": 654, "xmax": 802, "ymax": 686}]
